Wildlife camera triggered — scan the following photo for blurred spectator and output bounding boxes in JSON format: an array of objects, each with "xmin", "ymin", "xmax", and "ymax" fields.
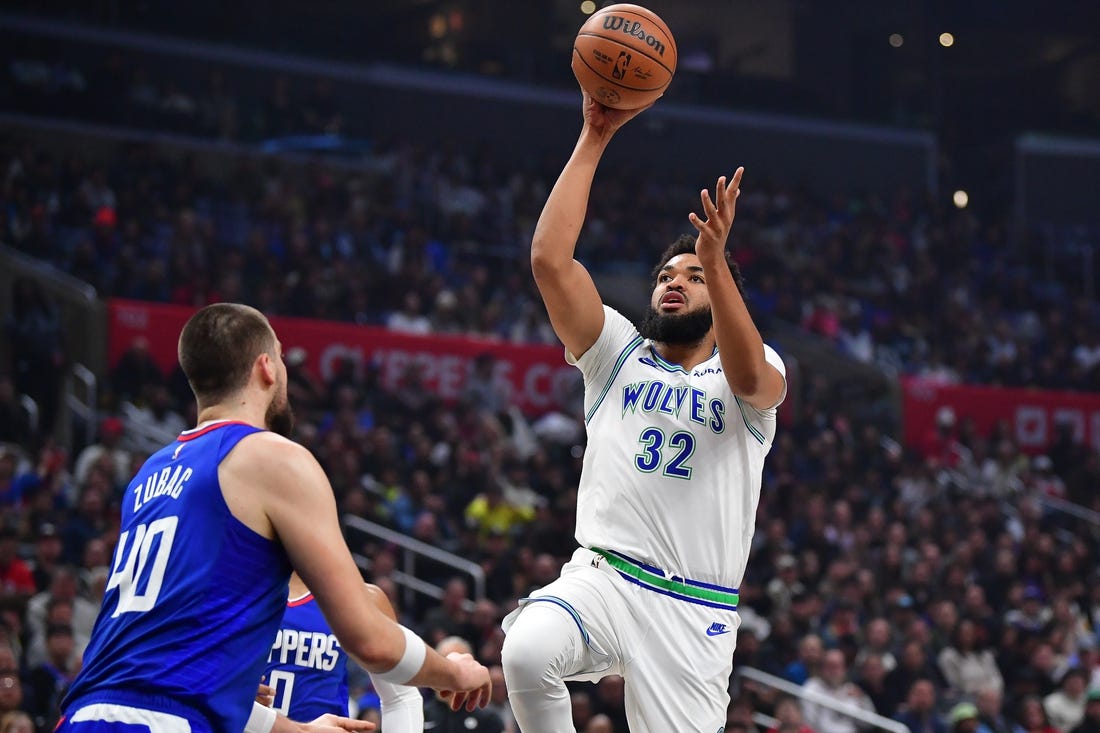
[
  {"xmin": 109, "ymin": 337, "xmax": 164, "ymax": 405},
  {"xmin": 420, "ymin": 577, "xmax": 473, "ymax": 646},
  {"xmin": 120, "ymin": 384, "xmax": 187, "ymax": 453},
  {"xmin": 766, "ymin": 695, "xmax": 816, "ymax": 733},
  {"xmin": 464, "ymin": 353, "xmax": 511, "ymax": 418},
  {"xmin": 23, "ymin": 623, "xmax": 76, "ymax": 731},
  {"xmin": 1017, "ymin": 696, "xmax": 1060, "ymax": 733},
  {"xmin": 584, "ymin": 714, "xmax": 614, "ymax": 733},
  {"xmin": 0, "ymin": 711, "xmax": 34, "ymax": 733},
  {"xmin": 72, "ymin": 417, "xmax": 131, "ymax": 488},
  {"xmin": 856, "ymin": 618, "xmax": 898, "ymax": 672},
  {"xmin": 422, "ymin": 636, "xmax": 502, "ymax": 732},
  {"xmin": 1069, "ymin": 691, "xmax": 1100, "ymax": 733},
  {"xmin": 464, "ymin": 481, "xmax": 534, "ymax": 540},
  {"xmin": 786, "ymin": 634, "xmax": 826, "ymax": 686},
  {"xmin": 857, "ymin": 654, "xmax": 892, "ymax": 718},
  {"xmin": 483, "ymin": 665, "xmax": 517, "ymax": 733},
  {"xmin": 950, "ymin": 703, "xmax": 981, "ymax": 733},
  {"xmin": 0, "ymin": 646, "xmax": 24, "ymax": 717},
  {"xmin": 571, "ymin": 690, "xmax": 594, "ymax": 732},
  {"xmin": 592, "ymin": 676, "xmax": 628, "ymax": 733},
  {"xmin": 802, "ymin": 650, "xmax": 876, "ymax": 733},
  {"xmin": 939, "ymin": 619, "xmax": 1004, "ymax": 697},
  {"xmin": 1045, "ymin": 668, "xmax": 1089, "ymax": 733},
  {"xmin": 894, "ymin": 679, "xmax": 946, "ymax": 733},
  {"xmin": 24, "ymin": 567, "xmax": 96, "ymax": 667},
  {"xmin": 977, "ymin": 686, "xmax": 1015, "ymax": 733},
  {"xmin": 28, "ymin": 524, "xmax": 62, "ymax": 593},
  {"xmin": 0, "ymin": 529, "xmax": 33, "ymax": 597},
  {"xmin": 387, "ymin": 292, "xmax": 431, "ymax": 335},
  {"xmin": 1006, "ymin": 587, "xmax": 1053, "ymax": 635}
]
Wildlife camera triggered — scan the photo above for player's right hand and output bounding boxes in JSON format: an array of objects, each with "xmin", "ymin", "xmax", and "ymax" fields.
[
  {"xmin": 581, "ymin": 90, "xmax": 655, "ymax": 140},
  {"xmin": 440, "ymin": 652, "xmax": 492, "ymax": 712},
  {"xmin": 300, "ymin": 713, "xmax": 376, "ymax": 732}
]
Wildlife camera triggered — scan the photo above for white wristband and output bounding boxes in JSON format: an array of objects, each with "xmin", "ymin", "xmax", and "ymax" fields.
[
  {"xmin": 244, "ymin": 701, "xmax": 277, "ymax": 733},
  {"xmin": 372, "ymin": 625, "xmax": 427, "ymax": 685}
]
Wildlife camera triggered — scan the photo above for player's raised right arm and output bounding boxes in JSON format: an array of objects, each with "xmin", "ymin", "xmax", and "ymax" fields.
[{"xmin": 532, "ymin": 92, "xmax": 652, "ymax": 359}]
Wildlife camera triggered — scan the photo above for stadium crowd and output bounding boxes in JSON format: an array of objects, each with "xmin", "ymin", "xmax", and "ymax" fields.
[
  {"xmin": 3, "ymin": 131, "xmax": 1099, "ymax": 394},
  {"xmin": 3, "ymin": 269, "xmax": 1100, "ymax": 732}
]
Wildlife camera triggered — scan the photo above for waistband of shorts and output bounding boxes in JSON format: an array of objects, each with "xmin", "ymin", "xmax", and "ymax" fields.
[
  {"xmin": 589, "ymin": 547, "xmax": 739, "ymax": 611},
  {"xmin": 64, "ymin": 690, "xmax": 211, "ymax": 730}
]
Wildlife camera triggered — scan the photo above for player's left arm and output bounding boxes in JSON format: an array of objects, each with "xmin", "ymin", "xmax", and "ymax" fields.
[{"xmin": 691, "ymin": 167, "xmax": 785, "ymax": 410}]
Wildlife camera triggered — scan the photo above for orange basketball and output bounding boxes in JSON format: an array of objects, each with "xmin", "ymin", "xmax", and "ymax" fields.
[{"xmin": 572, "ymin": 4, "xmax": 677, "ymax": 110}]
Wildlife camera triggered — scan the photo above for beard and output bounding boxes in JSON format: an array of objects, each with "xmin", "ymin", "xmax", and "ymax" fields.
[
  {"xmin": 265, "ymin": 394, "xmax": 295, "ymax": 438},
  {"xmin": 638, "ymin": 305, "xmax": 714, "ymax": 346}
]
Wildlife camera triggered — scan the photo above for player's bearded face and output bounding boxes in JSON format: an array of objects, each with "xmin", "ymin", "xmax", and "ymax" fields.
[
  {"xmin": 265, "ymin": 376, "xmax": 295, "ymax": 438},
  {"xmin": 639, "ymin": 304, "xmax": 713, "ymax": 345}
]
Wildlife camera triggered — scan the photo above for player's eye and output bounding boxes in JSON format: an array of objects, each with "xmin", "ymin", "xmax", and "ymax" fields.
[{"xmin": 691, "ymin": 275, "xmax": 704, "ymax": 283}]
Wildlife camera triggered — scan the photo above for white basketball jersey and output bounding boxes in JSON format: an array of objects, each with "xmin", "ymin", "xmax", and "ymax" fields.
[{"xmin": 569, "ymin": 306, "xmax": 785, "ymax": 589}]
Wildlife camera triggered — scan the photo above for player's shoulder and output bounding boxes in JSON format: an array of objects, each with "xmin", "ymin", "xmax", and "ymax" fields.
[{"xmin": 226, "ymin": 431, "xmax": 317, "ymax": 473}]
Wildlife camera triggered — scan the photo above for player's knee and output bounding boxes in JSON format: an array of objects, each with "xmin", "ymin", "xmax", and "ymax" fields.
[{"xmin": 502, "ymin": 605, "xmax": 573, "ymax": 690}]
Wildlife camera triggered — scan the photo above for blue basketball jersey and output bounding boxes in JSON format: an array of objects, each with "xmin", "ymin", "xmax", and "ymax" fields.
[
  {"xmin": 62, "ymin": 421, "xmax": 292, "ymax": 733},
  {"xmin": 264, "ymin": 593, "xmax": 349, "ymax": 720}
]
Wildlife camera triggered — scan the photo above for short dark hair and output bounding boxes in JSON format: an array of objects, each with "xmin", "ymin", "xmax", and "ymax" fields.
[
  {"xmin": 178, "ymin": 303, "xmax": 275, "ymax": 406},
  {"xmin": 650, "ymin": 234, "xmax": 746, "ymax": 297}
]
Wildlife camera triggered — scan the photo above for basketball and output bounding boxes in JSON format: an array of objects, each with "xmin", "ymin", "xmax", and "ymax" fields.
[{"xmin": 572, "ymin": 4, "xmax": 677, "ymax": 110}]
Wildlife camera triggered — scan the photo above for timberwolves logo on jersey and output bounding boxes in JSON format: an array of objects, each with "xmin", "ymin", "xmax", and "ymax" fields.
[{"xmin": 621, "ymin": 381, "xmax": 726, "ymax": 434}]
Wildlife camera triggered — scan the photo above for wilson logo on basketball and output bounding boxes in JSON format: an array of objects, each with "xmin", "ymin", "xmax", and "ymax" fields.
[{"xmin": 602, "ymin": 16, "xmax": 667, "ymax": 56}]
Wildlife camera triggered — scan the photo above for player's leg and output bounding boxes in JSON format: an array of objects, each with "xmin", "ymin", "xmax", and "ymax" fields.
[
  {"xmin": 363, "ymin": 583, "xmax": 424, "ymax": 733},
  {"xmin": 621, "ymin": 597, "xmax": 739, "ymax": 733},
  {"xmin": 501, "ymin": 552, "xmax": 624, "ymax": 733},
  {"xmin": 501, "ymin": 602, "xmax": 588, "ymax": 731}
]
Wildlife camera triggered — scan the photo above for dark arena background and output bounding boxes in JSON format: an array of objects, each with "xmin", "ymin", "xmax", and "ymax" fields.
[{"xmin": 1, "ymin": 1, "xmax": 1099, "ymax": 731}]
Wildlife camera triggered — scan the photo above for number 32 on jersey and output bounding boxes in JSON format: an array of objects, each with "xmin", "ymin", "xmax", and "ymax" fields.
[{"xmin": 635, "ymin": 427, "xmax": 696, "ymax": 479}]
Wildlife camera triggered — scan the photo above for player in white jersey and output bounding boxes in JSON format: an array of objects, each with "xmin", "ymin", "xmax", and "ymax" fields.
[{"xmin": 499, "ymin": 91, "xmax": 787, "ymax": 733}]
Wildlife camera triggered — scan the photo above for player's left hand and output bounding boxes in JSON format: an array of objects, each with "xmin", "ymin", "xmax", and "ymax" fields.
[
  {"xmin": 689, "ymin": 167, "xmax": 744, "ymax": 260},
  {"xmin": 255, "ymin": 681, "xmax": 275, "ymax": 707}
]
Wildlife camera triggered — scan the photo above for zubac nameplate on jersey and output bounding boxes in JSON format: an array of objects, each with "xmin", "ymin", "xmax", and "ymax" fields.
[{"xmin": 133, "ymin": 465, "xmax": 194, "ymax": 512}]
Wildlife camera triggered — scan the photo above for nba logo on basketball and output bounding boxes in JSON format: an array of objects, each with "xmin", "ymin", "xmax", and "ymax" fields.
[{"xmin": 612, "ymin": 51, "xmax": 631, "ymax": 80}]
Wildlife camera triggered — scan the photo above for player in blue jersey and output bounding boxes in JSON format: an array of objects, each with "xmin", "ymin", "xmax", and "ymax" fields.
[
  {"xmin": 263, "ymin": 572, "xmax": 424, "ymax": 731},
  {"xmin": 58, "ymin": 303, "xmax": 491, "ymax": 733}
]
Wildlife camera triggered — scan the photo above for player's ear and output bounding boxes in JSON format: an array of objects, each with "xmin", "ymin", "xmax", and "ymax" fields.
[{"xmin": 256, "ymin": 352, "xmax": 277, "ymax": 387}]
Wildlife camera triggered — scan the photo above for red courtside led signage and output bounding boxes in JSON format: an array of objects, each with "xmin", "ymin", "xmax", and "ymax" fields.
[
  {"xmin": 902, "ymin": 376, "xmax": 1100, "ymax": 453},
  {"xmin": 108, "ymin": 299, "xmax": 579, "ymax": 416}
]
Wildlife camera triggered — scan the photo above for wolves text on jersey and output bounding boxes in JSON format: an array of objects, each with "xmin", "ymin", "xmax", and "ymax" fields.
[
  {"xmin": 268, "ymin": 629, "xmax": 342, "ymax": 671},
  {"xmin": 621, "ymin": 381, "xmax": 726, "ymax": 434},
  {"xmin": 132, "ymin": 464, "xmax": 194, "ymax": 512}
]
